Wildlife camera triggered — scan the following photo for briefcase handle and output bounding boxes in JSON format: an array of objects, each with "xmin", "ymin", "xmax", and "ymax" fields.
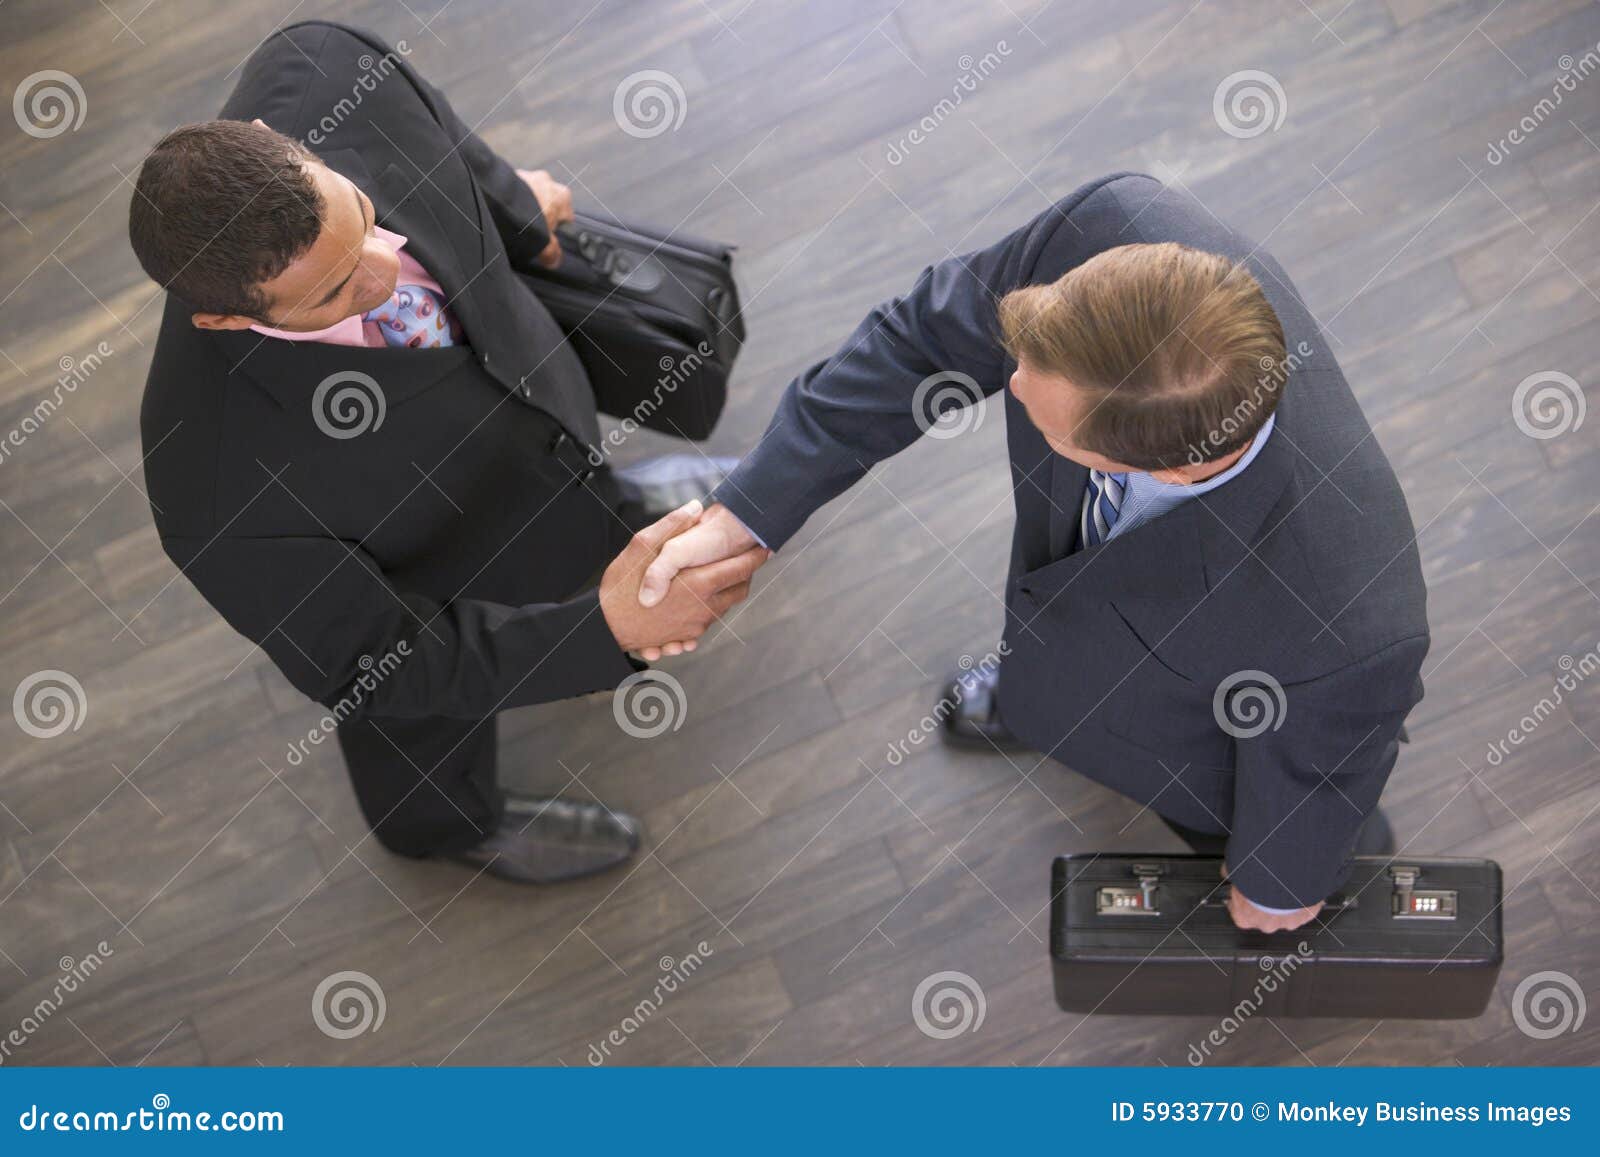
[
  {"xmin": 1200, "ymin": 886, "xmax": 1357, "ymax": 913},
  {"xmin": 555, "ymin": 223, "xmax": 665, "ymax": 293}
]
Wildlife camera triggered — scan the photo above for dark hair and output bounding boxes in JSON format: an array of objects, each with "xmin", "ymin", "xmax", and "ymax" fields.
[
  {"xmin": 128, "ymin": 120, "xmax": 325, "ymax": 319},
  {"xmin": 998, "ymin": 242, "xmax": 1289, "ymax": 470}
]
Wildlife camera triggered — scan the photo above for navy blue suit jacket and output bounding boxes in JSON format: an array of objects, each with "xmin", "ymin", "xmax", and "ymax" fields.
[{"xmin": 713, "ymin": 173, "xmax": 1429, "ymax": 908}]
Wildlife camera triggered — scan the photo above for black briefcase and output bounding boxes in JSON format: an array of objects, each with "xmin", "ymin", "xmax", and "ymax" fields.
[
  {"xmin": 1050, "ymin": 854, "xmax": 1502, "ymax": 1018},
  {"xmin": 521, "ymin": 209, "xmax": 744, "ymax": 441}
]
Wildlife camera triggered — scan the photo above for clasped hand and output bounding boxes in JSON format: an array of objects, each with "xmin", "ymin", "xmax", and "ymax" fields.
[{"xmin": 599, "ymin": 501, "xmax": 767, "ymax": 661}]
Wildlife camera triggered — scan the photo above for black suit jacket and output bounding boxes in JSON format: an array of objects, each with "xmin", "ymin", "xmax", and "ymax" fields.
[
  {"xmin": 713, "ymin": 173, "xmax": 1431, "ymax": 908},
  {"xmin": 140, "ymin": 21, "xmax": 639, "ymax": 723}
]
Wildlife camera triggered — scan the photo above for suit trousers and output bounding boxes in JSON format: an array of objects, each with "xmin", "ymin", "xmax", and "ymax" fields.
[{"xmin": 335, "ymin": 468, "xmax": 640, "ymax": 858}]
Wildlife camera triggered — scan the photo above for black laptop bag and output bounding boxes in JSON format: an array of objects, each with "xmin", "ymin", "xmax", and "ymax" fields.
[
  {"xmin": 521, "ymin": 209, "xmax": 744, "ymax": 441},
  {"xmin": 1050, "ymin": 854, "xmax": 1503, "ymax": 1018}
]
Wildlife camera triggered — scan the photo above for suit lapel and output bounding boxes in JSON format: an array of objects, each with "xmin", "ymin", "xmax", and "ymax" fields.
[
  {"xmin": 1047, "ymin": 451, "xmax": 1087, "ymax": 559},
  {"xmin": 1026, "ymin": 493, "xmax": 1209, "ymax": 608},
  {"xmin": 1023, "ymin": 402, "xmax": 1302, "ymax": 611},
  {"xmin": 367, "ymin": 160, "xmax": 468, "ymax": 299},
  {"xmin": 323, "ymin": 148, "xmax": 489, "ymax": 347},
  {"xmin": 208, "ymin": 327, "xmax": 469, "ymax": 414}
]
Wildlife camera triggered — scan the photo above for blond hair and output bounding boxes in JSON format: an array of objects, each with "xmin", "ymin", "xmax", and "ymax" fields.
[{"xmin": 997, "ymin": 242, "xmax": 1288, "ymax": 469}]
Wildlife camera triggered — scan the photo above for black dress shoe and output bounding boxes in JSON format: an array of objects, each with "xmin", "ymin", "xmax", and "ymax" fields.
[
  {"xmin": 444, "ymin": 794, "xmax": 642, "ymax": 884},
  {"xmin": 940, "ymin": 661, "xmax": 1027, "ymax": 752},
  {"xmin": 613, "ymin": 454, "xmax": 739, "ymax": 521}
]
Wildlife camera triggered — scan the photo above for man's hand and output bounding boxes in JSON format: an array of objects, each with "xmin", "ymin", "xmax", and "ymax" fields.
[
  {"xmin": 516, "ymin": 168, "xmax": 573, "ymax": 268},
  {"xmin": 600, "ymin": 500, "xmax": 768, "ymax": 661},
  {"xmin": 1221, "ymin": 862, "xmax": 1323, "ymax": 932},
  {"xmin": 639, "ymin": 503, "xmax": 761, "ymax": 608}
]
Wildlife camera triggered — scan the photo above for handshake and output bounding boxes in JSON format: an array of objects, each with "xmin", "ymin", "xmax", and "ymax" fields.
[{"xmin": 598, "ymin": 501, "xmax": 767, "ymax": 661}]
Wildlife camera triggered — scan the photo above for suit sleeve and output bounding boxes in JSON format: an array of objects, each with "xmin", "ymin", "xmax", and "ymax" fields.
[
  {"xmin": 1224, "ymin": 635, "xmax": 1430, "ymax": 909},
  {"xmin": 709, "ymin": 220, "xmax": 1039, "ymax": 549},
  {"xmin": 161, "ymin": 534, "xmax": 639, "ymax": 721}
]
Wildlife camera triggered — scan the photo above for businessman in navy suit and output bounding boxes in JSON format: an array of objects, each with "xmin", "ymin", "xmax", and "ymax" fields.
[{"xmin": 637, "ymin": 174, "xmax": 1429, "ymax": 931}]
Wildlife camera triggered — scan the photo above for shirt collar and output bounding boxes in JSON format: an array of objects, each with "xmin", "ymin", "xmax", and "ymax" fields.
[
  {"xmin": 1135, "ymin": 411, "xmax": 1276, "ymax": 497},
  {"xmin": 247, "ymin": 226, "xmax": 408, "ymax": 343}
]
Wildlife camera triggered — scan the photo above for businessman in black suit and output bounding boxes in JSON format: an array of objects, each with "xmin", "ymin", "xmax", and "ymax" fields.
[
  {"xmin": 129, "ymin": 22, "xmax": 765, "ymax": 884},
  {"xmin": 639, "ymin": 173, "xmax": 1429, "ymax": 931}
]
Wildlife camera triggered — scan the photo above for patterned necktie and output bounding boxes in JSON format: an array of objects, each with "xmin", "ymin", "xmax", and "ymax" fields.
[
  {"xmin": 1080, "ymin": 468, "xmax": 1128, "ymax": 548},
  {"xmin": 363, "ymin": 283, "xmax": 459, "ymax": 349}
]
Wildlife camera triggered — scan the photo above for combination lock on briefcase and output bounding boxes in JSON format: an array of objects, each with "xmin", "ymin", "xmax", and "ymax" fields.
[
  {"xmin": 1389, "ymin": 865, "xmax": 1458, "ymax": 919},
  {"xmin": 1094, "ymin": 863, "xmax": 1164, "ymax": 915}
]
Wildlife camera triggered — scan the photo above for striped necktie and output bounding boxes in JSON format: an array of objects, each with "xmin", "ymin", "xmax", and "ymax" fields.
[{"xmin": 1080, "ymin": 468, "xmax": 1128, "ymax": 548}]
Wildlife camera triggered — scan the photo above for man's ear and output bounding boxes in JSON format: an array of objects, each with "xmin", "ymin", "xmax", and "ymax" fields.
[{"xmin": 190, "ymin": 312, "xmax": 259, "ymax": 331}]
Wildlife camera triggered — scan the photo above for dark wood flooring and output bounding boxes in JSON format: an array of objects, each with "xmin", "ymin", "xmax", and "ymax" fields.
[{"xmin": 1, "ymin": 0, "xmax": 1597, "ymax": 1066}]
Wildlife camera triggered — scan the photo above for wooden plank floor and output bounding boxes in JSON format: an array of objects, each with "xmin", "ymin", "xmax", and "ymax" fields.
[{"xmin": 1, "ymin": 0, "xmax": 1597, "ymax": 1066}]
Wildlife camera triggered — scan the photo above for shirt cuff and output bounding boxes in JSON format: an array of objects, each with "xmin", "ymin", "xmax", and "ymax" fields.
[
  {"xmin": 1226, "ymin": 881, "xmax": 1303, "ymax": 914},
  {"xmin": 724, "ymin": 507, "xmax": 768, "ymax": 550},
  {"xmin": 1244, "ymin": 900, "xmax": 1305, "ymax": 915}
]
